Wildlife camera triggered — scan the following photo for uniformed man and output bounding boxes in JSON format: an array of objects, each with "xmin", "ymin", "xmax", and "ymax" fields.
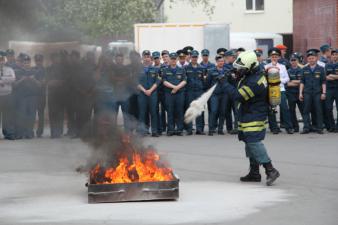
[
  {"xmin": 137, "ymin": 50, "xmax": 160, "ymax": 137},
  {"xmin": 318, "ymin": 44, "xmax": 332, "ymax": 131},
  {"xmin": 299, "ymin": 49, "xmax": 326, "ymax": 134},
  {"xmin": 286, "ymin": 53, "xmax": 304, "ymax": 132},
  {"xmin": 162, "ymin": 52, "xmax": 187, "ymax": 136},
  {"xmin": 318, "ymin": 44, "xmax": 331, "ymax": 67},
  {"xmin": 176, "ymin": 50, "xmax": 188, "ymax": 68},
  {"xmin": 159, "ymin": 50, "xmax": 170, "ymax": 133},
  {"xmin": 47, "ymin": 52, "xmax": 66, "ymax": 138},
  {"xmin": 324, "ymin": 49, "xmax": 338, "ymax": 132},
  {"xmin": 182, "ymin": 46, "xmax": 193, "ymax": 63},
  {"xmin": 14, "ymin": 54, "xmax": 41, "ymax": 139},
  {"xmin": 200, "ymin": 49, "xmax": 215, "ymax": 71},
  {"xmin": 224, "ymin": 49, "xmax": 239, "ymax": 134},
  {"xmin": 128, "ymin": 50, "xmax": 142, "ymax": 123},
  {"xmin": 265, "ymin": 48, "xmax": 294, "ymax": 134},
  {"xmin": 275, "ymin": 44, "xmax": 291, "ymax": 69},
  {"xmin": 5, "ymin": 49, "xmax": 17, "ymax": 69},
  {"xmin": 185, "ymin": 50, "xmax": 206, "ymax": 135},
  {"xmin": 223, "ymin": 51, "xmax": 280, "ymax": 186},
  {"xmin": 254, "ymin": 48, "xmax": 266, "ymax": 71},
  {"xmin": 111, "ymin": 52, "xmax": 132, "ymax": 131},
  {"xmin": 32, "ymin": 54, "xmax": 46, "ymax": 137},
  {"xmin": 0, "ymin": 51, "xmax": 16, "ymax": 140},
  {"xmin": 207, "ymin": 55, "xmax": 227, "ymax": 136}
]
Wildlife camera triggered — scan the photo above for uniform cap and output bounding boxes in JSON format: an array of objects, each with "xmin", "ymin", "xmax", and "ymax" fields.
[
  {"xmin": 268, "ymin": 47, "xmax": 281, "ymax": 56},
  {"xmin": 176, "ymin": 49, "xmax": 186, "ymax": 58},
  {"xmin": 161, "ymin": 50, "xmax": 169, "ymax": 56},
  {"xmin": 306, "ymin": 49, "xmax": 320, "ymax": 57},
  {"xmin": 236, "ymin": 47, "xmax": 246, "ymax": 52},
  {"xmin": 6, "ymin": 49, "xmax": 15, "ymax": 56},
  {"xmin": 201, "ymin": 49, "xmax": 210, "ymax": 56},
  {"xmin": 215, "ymin": 54, "xmax": 224, "ymax": 61},
  {"xmin": 217, "ymin": 48, "xmax": 227, "ymax": 56},
  {"xmin": 142, "ymin": 50, "xmax": 151, "ymax": 56},
  {"xmin": 254, "ymin": 48, "xmax": 263, "ymax": 57},
  {"xmin": 320, "ymin": 44, "xmax": 331, "ymax": 52},
  {"xmin": 191, "ymin": 50, "xmax": 199, "ymax": 57},
  {"xmin": 0, "ymin": 51, "xmax": 7, "ymax": 58},
  {"xmin": 169, "ymin": 52, "xmax": 178, "ymax": 59},
  {"xmin": 183, "ymin": 46, "xmax": 194, "ymax": 55},
  {"xmin": 152, "ymin": 51, "xmax": 160, "ymax": 59},
  {"xmin": 224, "ymin": 50, "xmax": 236, "ymax": 57}
]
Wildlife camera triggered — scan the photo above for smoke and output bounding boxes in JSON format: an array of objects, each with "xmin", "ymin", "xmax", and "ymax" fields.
[{"xmin": 184, "ymin": 84, "xmax": 217, "ymax": 124}]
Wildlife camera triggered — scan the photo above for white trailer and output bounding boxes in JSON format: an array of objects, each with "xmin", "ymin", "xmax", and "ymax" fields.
[
  {"xmin": 134, "ymin": 23, "xmax": 284, "ymax": 60},
  {"xmin": 134, "ymin": 22, "xmax": 230, "ymax": 61}
]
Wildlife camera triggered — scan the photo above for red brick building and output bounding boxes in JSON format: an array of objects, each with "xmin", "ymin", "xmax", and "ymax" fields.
[{"xmin": 293, "ymin": 0, "xmax": 337, "ymax": 54}]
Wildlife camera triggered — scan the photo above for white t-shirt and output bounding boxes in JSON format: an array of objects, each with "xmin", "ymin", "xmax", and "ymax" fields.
[
  {"xmin": 0, "ymin": 65, "xmax": 16, "ymax": 96},
  {"xmin": 264, "ymin": 63, "xmax": 290, "ymax": 92}
]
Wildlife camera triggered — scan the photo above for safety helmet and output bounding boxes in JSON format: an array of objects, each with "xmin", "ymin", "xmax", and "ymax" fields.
[{"xmin": 233, "ymin": 51, "xmax": 259, "ymax": 71}]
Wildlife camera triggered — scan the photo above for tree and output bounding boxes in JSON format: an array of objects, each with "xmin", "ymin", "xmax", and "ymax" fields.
[{"xmin": 0, "ymin": 0, "xmax": 215, "ymax": 46}]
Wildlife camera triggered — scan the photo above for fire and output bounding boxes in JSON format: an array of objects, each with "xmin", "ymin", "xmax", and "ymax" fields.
[{"xmin": 90, "ymin": 149, "xmax": 174, "ymax": 184}]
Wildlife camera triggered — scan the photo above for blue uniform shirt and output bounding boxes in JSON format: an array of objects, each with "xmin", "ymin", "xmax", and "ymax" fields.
[
  {"xmin": 325, "ymin": 62, "xmax": 338, "ymax": 88},
  {"xmin": 208, "ymin": 67, "xmax": 226, "ymax": 94},
  {"xmin": 138, "ymin": 65, "xmax": 160, "ymax": 90},
  {"xmin": 185, "ymin": 63, "xmax": 206, "ymax": 91},
  {"xmin": 287, "ymin": 66, "xmax": 302, "ymax": 93},
  {"xmin": 301, "ymin": 64, "xmax": 326, "ymax": 94},
  {"xmin": 162, "ymin": 65, "xmax": 187, "ymax": 93}
]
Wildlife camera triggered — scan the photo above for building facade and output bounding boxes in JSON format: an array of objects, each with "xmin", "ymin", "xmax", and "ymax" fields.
[
  {"xmin": 163, "ymin": 0, "xmax": 293, "ymax": 34},
  {"xmin": 293, "ymin": 0, "xmax": 337, "ymax": 54}
]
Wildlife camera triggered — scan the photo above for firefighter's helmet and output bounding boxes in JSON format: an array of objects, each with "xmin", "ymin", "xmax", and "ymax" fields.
[{"xmin": 233, "ymin": 51, "xmax": 259, "ymax": 71}]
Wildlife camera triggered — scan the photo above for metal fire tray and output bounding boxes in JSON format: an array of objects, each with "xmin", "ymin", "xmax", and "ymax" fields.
[{"xmin": 87, "ymin": 174, "xmax": 179, "ymax": 203}]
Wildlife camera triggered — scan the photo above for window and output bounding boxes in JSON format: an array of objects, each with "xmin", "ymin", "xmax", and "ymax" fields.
[{"xmin": 246, "ymin": 0, "xmax": 264, "ymax": 11}]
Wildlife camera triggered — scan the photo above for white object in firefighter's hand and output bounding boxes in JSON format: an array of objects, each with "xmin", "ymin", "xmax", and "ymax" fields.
[{"xmin": 184, "ymin": 84, "xmax": 217, "ymax": 124}]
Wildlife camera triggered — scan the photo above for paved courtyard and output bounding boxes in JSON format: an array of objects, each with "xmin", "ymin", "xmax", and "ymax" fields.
[{"xmin": 0, "ymin": 132, "xmax": 337, "ymax": 225}]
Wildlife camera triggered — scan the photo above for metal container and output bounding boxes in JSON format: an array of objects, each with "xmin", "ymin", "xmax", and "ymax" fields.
[{"xmin": 87, "ymin": 174, "xmax": 179, "ymax": 203}]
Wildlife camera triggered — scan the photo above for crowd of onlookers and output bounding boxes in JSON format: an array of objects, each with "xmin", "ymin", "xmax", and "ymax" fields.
[{"xmin": 0, "ymin": 43, "xmax": 337, "ymax": 140}]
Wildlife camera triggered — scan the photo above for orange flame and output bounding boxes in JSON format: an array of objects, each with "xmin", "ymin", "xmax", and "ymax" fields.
[{"xmin": 90, "ymin": 150, "xmax": 174, "ymax": 184}]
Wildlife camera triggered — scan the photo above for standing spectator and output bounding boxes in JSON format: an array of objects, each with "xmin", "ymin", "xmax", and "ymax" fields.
[
  {"xmin": 13, "ymin": 54, "xmax": 41, "ymax": 139},
  {"xmin": 265, "ymin": 48, "xmax": 294, "ymax": 134},
  {"xmin": 324, "ymin": 49, "xmax": 338, "ymax": 132},
  {"xmin": 111, "ymin": 53, "xmax": 132, "ymax": 131},
  {"xmin": 0, "ymin": 51, "xmax": 16, "ymax": 140},
  {"xmin": 162, "ymin": 52, "xmax": 187, "ymax": 136},
  {"xmin": 137, "ymin": 50, "xmax": 160, "ymax": 137},
  {"xmin": 299, "ymin": 49, "xmax": 326, "ymax": 134},
  {"xmin": 286, "ymin": 53, "xmax": 304, "ymax": 133},
  {"xmin": 47, "ymin": 53, "xmax": 66, "ymax": 138},
  {"xmin": 32, "ymin": 54, "xmax": 46, "ymax": 137}
]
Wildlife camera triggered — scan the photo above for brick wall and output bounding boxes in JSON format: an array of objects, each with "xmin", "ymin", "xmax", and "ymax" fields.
[{"xmin": 293, "ymin": 0, "xmax": 337, "ymax": 54}]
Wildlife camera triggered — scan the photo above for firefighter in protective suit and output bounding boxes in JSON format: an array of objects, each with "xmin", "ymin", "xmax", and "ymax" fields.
[{"xmin": 222, "ymin": 51, "xmax": 280, "ymax": 186}]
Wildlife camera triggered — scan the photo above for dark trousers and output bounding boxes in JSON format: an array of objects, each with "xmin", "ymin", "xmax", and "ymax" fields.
[
  {"xmin": 303, "ymin": 92, "xmax": 323, "ymax": 131},
  {"xmin": 16, "ymin": 95, "xmax": 37, "ymax": 138},
  {"xmin": 165, "ymin": 91, "xmax": 185, "ymax": 133},
  {"xmin": 113, "ymin": 100, "xmax": 130, "ymax": 131},
  {"xmin": 268, "ymin": 91, "xmax": 293, "ymax": 130},
  {"xmin": 186, "ymin": 90, "xmax": 204, "ymax": 133},
  {"xmin": 138, "ymin": 92, "xmax": 158, "ymax": 134},
  {"xmin": 286, "ymin": 91, "xmax": 303, "ymax": 131},
  {"xmin": 225, "ymin": 94, "xmax": 238, "ymax": 131},
  {"xmin": 157, "ymin": 92, "xmax": 166, "ymax": 133},
  {"xmin": 209, "ymin": 93, "xmax": 225, "ymax": 132},
  {"xmin": 48, "ymin": 93, "xmax": 65, "ymax": 138},
  {"xmin": 75, "ymin": 94, "xmax": 94, "ymax": 136},
  {"xmin": 325, "ymin": 87, "xmax": 338, "ymax": 130},
  {"xmin": 36, "ymin": 95, "xmax": 46, "ymax": 137},
  {"xmin": 0, "ymin": 94, "xmax": 15, "ymax": 139}
]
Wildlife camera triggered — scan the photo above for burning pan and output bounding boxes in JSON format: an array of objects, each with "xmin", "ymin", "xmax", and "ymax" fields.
[{"xmin": 87, "ymin": 174, "xmax": 179, "ymax": 203}]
